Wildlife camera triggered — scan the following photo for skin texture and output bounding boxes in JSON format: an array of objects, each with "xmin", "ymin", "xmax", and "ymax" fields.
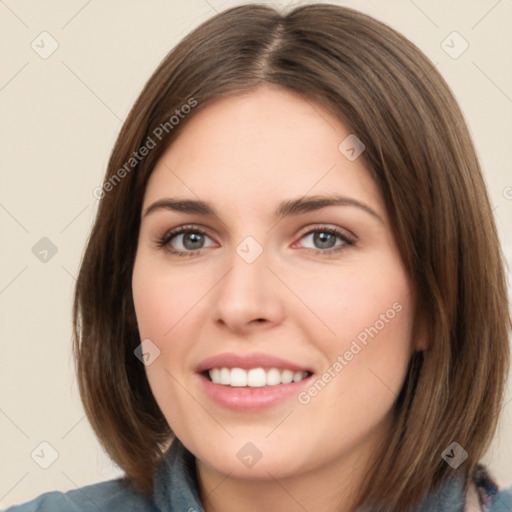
[{"xmin": 131, "ymin": 85, "xmax": 421, "ymax": 512}]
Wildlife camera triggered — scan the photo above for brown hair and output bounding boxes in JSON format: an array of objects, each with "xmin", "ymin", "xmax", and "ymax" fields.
[{"xmin": 72, "ymin": 3, "xmax": 510, "ymax": 510}]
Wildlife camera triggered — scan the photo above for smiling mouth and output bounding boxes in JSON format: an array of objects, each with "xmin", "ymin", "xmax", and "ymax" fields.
[{"xmin": 203, "ymin": 367, "xmax": 312, "ymax": 387}]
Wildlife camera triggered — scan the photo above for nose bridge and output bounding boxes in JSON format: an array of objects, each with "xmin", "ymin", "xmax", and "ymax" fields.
[{"xmin": 212, "ymin": 233, "xmax": 284, "ymax": 330}]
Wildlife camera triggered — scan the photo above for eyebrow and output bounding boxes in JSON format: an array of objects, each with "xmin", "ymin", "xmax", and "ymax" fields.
[{"xmin": 143, "ymin": 194, "xmax": 383, "ymax": 223}]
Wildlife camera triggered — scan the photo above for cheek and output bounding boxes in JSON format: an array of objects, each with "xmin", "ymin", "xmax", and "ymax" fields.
[
  {"xmin": 289, "ymin": 259, "xmax": 412, "ymax": 346},
  {"xmin": 296, "ymin": 277, "xmax": 414, "ymax": 443},
  {"xmin": 293, "ymin": 255, "xmax": 415, "ymax": 402},
  {"xmin": 132, "ymin": 260, "xmax": 199, "ymax": 431},
  {"xmin": 328, "ymin": 279, "xmax": 414, "ymax": 404},
  {"xmin": 131, "ymin": 255, "xmax": 208, "ymax": 384},
  {"xmin": 132, "ymin": 257, "xmax": 203, "ymax": 341}
]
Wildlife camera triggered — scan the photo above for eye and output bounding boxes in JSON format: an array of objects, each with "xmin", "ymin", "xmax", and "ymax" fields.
[
  {"xmin": 295, "ymin": 225, "xmax": 355, "ymax": 256},
  {"xmin": 156, "ymin": 224, "xmax": 355, "ymax": 257},
  {"xmin": 156, "ymin": 225, "xmax": 215, "ymax": 257}
]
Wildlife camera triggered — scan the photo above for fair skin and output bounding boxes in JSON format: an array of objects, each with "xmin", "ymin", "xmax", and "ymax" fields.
[{"xmin": 132, "ymin": 85, "xmax": 421, "ymax": 512}]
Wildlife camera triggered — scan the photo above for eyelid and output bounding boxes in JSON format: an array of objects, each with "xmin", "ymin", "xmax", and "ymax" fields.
[
  {"xmin": 155, "ymin": 223, "xmax": 216, "ymax": 248},
  {"xmin": 292, "ymin": 224, "xmax": 356, "ymax": 254},
  {"xmin": 295, "ymin": 223, "xmax": 356, "ymax": 242}
]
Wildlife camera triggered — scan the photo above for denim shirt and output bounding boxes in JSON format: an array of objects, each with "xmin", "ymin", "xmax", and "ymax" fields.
[{"xmin": 4, "ymin": 440, "xmax": 511, "ymax": 512}]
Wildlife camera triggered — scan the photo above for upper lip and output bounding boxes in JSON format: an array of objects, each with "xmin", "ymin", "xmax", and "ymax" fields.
[{"xmin": 196, "ymin": 352, "xmax": 313, "ymax": 373}]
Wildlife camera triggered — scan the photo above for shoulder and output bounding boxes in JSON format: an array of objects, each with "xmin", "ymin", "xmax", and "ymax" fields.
[
  {"xmin": 2, "ymin": 478, "xmax": 158, "ymax": 512},
  {"xmin": 469, "ymin": 463, "xmax": 512, "ymax": 512},
  {"xmin": 478, "ymin": 485, "xmax": 512, "ymax": 512},
  {"xmin": 490, "ymin": 487, "xmax": 512, "ymax": 512}
]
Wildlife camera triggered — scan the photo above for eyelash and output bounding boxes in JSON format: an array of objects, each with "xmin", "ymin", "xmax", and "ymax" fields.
[{"xmin": 155, "ymin": 224, "xmax": 356, "ymax": 258}]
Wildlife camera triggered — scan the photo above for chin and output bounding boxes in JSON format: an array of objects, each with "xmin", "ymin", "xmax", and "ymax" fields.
[{"xmin": 190, "ymin": 435, "xmax": 316, "ymax": 481}]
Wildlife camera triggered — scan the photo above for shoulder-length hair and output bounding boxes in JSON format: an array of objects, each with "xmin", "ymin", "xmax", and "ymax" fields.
[{"xmin": 72, "ymin": 3, "xmax": 510, "ymax": 510}]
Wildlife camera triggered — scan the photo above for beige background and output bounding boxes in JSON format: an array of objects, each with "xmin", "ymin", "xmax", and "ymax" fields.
[{"xmin": 1, "ymin": 0, "xmax": 511, "ymax": 508}]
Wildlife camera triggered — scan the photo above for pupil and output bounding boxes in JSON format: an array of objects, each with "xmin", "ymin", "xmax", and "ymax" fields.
[
  {"xmin": 184, "ymin": 233, "xmax": 203, "ymax": 249},
  {"xmin": 315, "ymin": 232, "xmax": 334, "ymax": 249}
]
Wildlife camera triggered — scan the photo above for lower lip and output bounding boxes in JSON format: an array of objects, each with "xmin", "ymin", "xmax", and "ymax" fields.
[{"xmin": 197, "ymin": 373, "xmax": 312, "ymax": 411}]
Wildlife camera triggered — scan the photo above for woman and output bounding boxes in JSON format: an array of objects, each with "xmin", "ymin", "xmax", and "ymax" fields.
[{"xmin": 6, "ymin": 3, "xmax": 511, "ymax": 511}]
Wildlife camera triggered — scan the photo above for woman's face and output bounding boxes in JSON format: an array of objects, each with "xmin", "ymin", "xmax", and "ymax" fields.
[{"xmin": 132, "ymin": 85, "xmax": 419, "ymax": 482}]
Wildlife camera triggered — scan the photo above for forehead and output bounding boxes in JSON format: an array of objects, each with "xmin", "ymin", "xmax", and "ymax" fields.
[{"xmin": 142, "ymin": 86, "xmax": 385, "ymax": 220}]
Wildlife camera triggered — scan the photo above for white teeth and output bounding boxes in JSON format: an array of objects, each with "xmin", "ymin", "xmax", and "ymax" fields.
[
  {"xmin": 208, "ymin": 367, "xmax": 309, "ymax": 387},
  {"xmin": 210, "ymin": 368, "xmax": 220, "ymax": 383},
  {"xmin": 266, "ymin": 368, "xmax": 281, "ymax": 386},
  {"xmin": 293, "ymin": 371, "xmax": 305, "ymax": 383},
  {"xmin": 219, "ymin": 367, "xmax": 230, "ymax": 385},
  {"xmin": 281, "ymin": 369, "xmax": 294, "ymax": 384},
  {"xmin": 247, "ymin": 368, "xmax": 266, "ymax": 387},
  {"xmin": 230, "ymin": 368, "xmax": 247, "ymax": 387}
]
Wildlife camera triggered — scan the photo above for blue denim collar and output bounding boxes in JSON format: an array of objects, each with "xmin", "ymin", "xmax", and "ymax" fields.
[
  {"xmin": 413, "ymin": 471, "xmax": 466, "ymax": 512},
  {"xmin": 153, "ymin": 439, "xmax": 205, "ymax": 512}
]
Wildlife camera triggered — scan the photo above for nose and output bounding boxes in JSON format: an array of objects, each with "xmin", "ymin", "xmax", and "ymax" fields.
[{"xmin": 211, "ymin": 244, "xmax": 286, "ymax": 335}]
